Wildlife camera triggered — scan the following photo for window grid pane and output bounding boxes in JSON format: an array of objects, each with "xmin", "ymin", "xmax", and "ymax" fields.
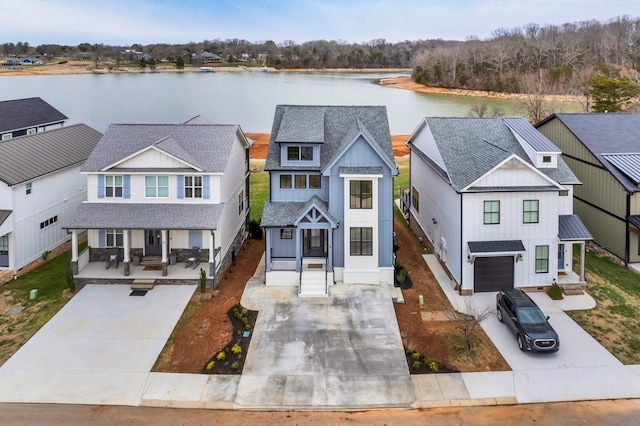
[
  {"xmin": 295, "ymin": 175, "xmax": 306, "ymax": 188},
  {"xmin": 301, "ymin": 146, "xmax": 313, "ymax": 161},
  {"xmin": 280, "ymin": 174, "xmax": 292, "ymax": 189},
  {"xmin": 483, "ymin": 200, "xmax": 500, "ymax": 224},
  {"xmin": 309, "ymin": 175, "xmax": 321, "ymax": 189},
  {"xmin": 350, "ymin": 227, "xmax": 373, "ymax": 256},
  {"xmin": 523, "ymin": 200, "xmax": 539, "ymax": 223},
  {"xmin": 287, "ymin": 147, "xmax": 299, "ymax": 161},
  {"xmin": 350, "ymin": 180, "xmax": 373, "ymax": 209},
  {"xmin": 535, "ymin": 245, "xmax": 549, "ymax": 273}
]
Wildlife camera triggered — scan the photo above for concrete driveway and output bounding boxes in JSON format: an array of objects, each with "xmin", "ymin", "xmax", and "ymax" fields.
[
  {"xmin": 0, "ymin": 284, "xmax": 195, "ymax": 405},
  {"xmin": 237, "ymin": 281, "xmax": 415, "ymax": 409}
]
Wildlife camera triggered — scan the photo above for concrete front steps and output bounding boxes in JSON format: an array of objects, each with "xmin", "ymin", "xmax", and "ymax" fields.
[{"xmin": 300, "ymin": 258, "xmax": 327, "ymax": 297}]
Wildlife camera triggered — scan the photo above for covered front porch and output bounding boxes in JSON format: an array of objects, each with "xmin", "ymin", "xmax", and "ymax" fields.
[
  {"xmin": 557, "ymin": 214, "xmax": 593, "ymax": 290},
  {"xmin": 64, "ymin": 202, "xmax": 225, "ymax": 287}
]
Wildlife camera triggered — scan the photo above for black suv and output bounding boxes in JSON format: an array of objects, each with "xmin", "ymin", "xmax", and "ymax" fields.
[{"xmin": 496, "ymin": 289, "xmax": 559, "ymax": 353}]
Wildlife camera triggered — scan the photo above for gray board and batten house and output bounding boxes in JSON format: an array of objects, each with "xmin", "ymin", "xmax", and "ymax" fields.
[
  {"xmin": 406, "ymin": 117, "xmax": 592, "ymax": 295},
  {"xmin": 0, "ymin": 97, "xmax": 68, "ymax": 141},
  {"xmin": 536, "ymin": 113, "xmax": 640, "ymax": 266},
  {"xmin": 261, "ymin": 105, "xmax": 398, "ymax": 296},
  {"xmin": 63, "ymin": 116, "xmax": 253, "ymax": 287},
  {"xmin": 0, "ymin": 124, "xmax": 103, "ymax": 276}
]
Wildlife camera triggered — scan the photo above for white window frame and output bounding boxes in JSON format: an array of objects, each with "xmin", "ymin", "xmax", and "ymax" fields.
[
  {"xmin": 105, "ymin": 175, "xmax": 123, "ymax": 198},
  {"xmin": 145, "ymin": 176, "xmax": 169, "ymax": 198},
  {"xmin": 184, "ymin": 176, "xmax": 203, "ymax": 198}
]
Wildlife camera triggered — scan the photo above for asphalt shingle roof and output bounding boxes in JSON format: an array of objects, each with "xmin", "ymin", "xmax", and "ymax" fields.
[
  {"xmin": 0, "ymin": 97, "xmax": 68, "ymax": 134},
  {"xmin": 265, "ymin": 105, "xmax": 395, "ymax": 172},
  {"xmin": 538, "ymin": 113, "xmax": 640, "ymax": 192},
  {"xmin": 64, "ymin": 203, "xmax": 225, "ymax": 230},
  {"xmin": 260, "ymin": 195, "xmax": 337, "ymax": 228},
  {"xmin": 0, "ymin": 123, "xmax": 102, "ymax": 186},
  {"xmin": 81, "ymin": 123, "xmax": 247, "ymax": 173},
  {"xmin": 413, "ymin": 118, "xmax": 578, "ymax": 192}
]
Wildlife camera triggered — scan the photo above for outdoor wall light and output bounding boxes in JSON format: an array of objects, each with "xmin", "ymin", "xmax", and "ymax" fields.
[
  {"xmin": 516, "ymin": 253, "xmax": 523, "ymax": 262},
  {"xmin": 432, "ymin": 218, "xmax": 437, "ymax": 224}
]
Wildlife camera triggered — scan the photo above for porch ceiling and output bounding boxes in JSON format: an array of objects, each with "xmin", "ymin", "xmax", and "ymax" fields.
[{"xmin": 63, "ymin": 203, "xmax": 224, "ymax": 230}]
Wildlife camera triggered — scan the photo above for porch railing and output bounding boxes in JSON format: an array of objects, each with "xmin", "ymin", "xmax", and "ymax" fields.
[{"xmin": 78, "ymin": 247, "xmax": 90, "ymax": 270}]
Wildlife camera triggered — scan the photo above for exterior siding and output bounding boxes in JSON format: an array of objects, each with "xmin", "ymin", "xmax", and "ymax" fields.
[
  {"xmin": 11, "ymin": 165, "xmax": 86, "ymax": 270},
  {"xmin": 269, "ymin": 171, "xmax": 328, "ymax": 202},
  {"xmin": 537, "ymin": 120, "xmax": 599, "ymax": 165},
  {"xmin": 461, "ymin": 191, "xmax": 560, "ymax": 291},
  {"xmin": 409, "ymin": 150, "xmax": 462, "ymax": 284},
  {"xmin": 574, "ymin": 198, "xmax": 626, "ymax": 259}
]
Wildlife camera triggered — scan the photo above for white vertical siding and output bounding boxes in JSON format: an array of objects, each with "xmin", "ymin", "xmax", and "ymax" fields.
[
  {"xmin": 410, "ymin": 151, "xmax": 462, "ymax": 283},
  {"xmin": 116, "ymin": 149, "xmax": 191, "ymax": 169},
  {"xmin": 12, "ymin": 165, "xmax": 87, "ymax": 269},
  {"xmin": 0, "ymin": 182, "xmax": 12, "ymax": 210}
]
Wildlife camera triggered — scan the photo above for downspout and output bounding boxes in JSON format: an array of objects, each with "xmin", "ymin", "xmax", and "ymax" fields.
[
  {"xmin": 459, "ymin": 192, "xmax": 463, "ymax": 295},
  {"xmin": 626, "ymin": 193, "xmax": 631, "ymax": 267}
]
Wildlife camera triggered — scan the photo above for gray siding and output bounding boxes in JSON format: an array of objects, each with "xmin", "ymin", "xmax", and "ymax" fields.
[{"xmin": 270, "ymin": 171, "xmax": 328, "ymax": 202}]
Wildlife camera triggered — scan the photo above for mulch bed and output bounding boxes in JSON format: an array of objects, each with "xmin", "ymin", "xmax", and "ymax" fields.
[
  {"xmin": 201, "ymin": 304, "xmax": 257, "ymax": 374},
  {"xmin": 405, "ymin": 349, "xmax": 459, "ymax": 374}
]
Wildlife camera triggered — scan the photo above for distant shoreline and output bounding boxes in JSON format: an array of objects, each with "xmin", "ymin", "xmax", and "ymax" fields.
[{"xmin": 0, "ymin": 61, "xmax": 582, "ymax": 103}]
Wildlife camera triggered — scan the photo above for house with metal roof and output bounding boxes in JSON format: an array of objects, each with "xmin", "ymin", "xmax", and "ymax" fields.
[
  {"xmin": 0, "ymin": 97, "xmax": 68, "ymax": 141},
  {"xmin": 406, "ymin": 117, "xmax": 591, "ymax": 295},
  {"xmin": 536, "ymin": 113, "xmax": 640, "ymax": 269},
  {"xmin": 0, "ymin": 124, "xmax": 102, "ymax": 276},
  {"xmin": 63, "ymin": 117, "xmax": 253, "ymax": 287},
  {"xmin": 261, "ymin": 105, "xmax": 398, "ymax": 296}
]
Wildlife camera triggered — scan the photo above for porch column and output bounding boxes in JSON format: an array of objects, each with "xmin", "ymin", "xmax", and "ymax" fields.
[
  {"xmin": 295, "ymin": 228, "xmax": 301, "ymax": 272},
  {"xmin": 265, "ymin": 229, "xmax": 272, "ymax": 273},
  {"xmin": 123, "ymin": 229, "xmax": 130, "ymax": 276},
  {"xmin": 209, "ymin": 231, "xmax": 216, "ymax": 289},
  {"xmin": 327, "ymin": 228, "xmax": 333, "ymax": 272},
  {"xmin": 579, "ymin": 242, "xmax": 586, "ymax": 282},
  {"xmin": 161, "ymin": 229, "xmax": 168, "ymax": 276},
  {"xmin": 71, "ymin": 230, "xmax": 79, "ymax": 275}
]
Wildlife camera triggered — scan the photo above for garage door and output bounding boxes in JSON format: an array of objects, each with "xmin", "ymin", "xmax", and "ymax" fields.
[{"xmin": 474, "ymin": 256, "xmax": 514, "ymax": 292}]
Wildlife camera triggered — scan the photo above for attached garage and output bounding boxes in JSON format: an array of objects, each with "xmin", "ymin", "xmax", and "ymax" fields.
[
  {"xmin": 474, "ymin": 256, "xmax": 514, "ymax": 292},
  {"xmin": 468, "ymin": 240, "xmax": 525, "ymax": 293}
]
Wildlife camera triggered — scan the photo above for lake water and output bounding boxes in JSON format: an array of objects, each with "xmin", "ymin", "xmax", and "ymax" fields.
[{"xmin": 0, "ymin": 71, "xmax": 562, "ymax": 134}]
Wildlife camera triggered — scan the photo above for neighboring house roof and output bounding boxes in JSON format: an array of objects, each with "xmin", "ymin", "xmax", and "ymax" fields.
[
  {"xmin": 81, "ymin": 122, "xmax": 251, "ymax": 173},
  {"xmin": 558, "ymin": 214, "xmax": 593, "ymax": 241},
  {"xmin": 408, "ymin": 118, "xmax": 579, "ymax": 192},
  {"xmin": 628, "ymin": 215, "xmax": 640, "ymax": 229},
  {"xmin": 260, "ymin": 195, "xmax": 338, "ymax": 228},
  {"xmin": 0, "ymin": 123, "xmax": 102, "ymax": 186},
  {"xmin": 0, "ymin": 210, "xmax": 11, "ymax": 227},
  {"xmin": 265, "ymin": 105, "xmax": 396, "ymax": 173},
  {"xmin": 0, "ymin": 97, "xmax": 68, "ymax": 134},
  {"xmin": 536, "ymin": 113, "xmax": 640, "ymax": 193},
  {"xmin": 64, "ymin": 203, "xmax": 225, "ymax": 230}
]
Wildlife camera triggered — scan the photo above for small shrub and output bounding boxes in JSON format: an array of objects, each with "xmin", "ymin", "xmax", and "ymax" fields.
[
  {"xmin": 245, "ymin": 324, "xmax": 252, "ymax": 331},
  {"xmin": 66, "ymin": 269, "xmax": 75, "ymax": 292},
  {"xmin": 206, "ymin": 360, "xmax": 215, "ymax": 370},
  {"xmin": 406, "ymin": 347, "xmax": 415, "ymax": 354},
  {"xmin": 216, "ymin": 351, "xmax": 226, "ymax": 361},
  {"xmin": 397, "ymin": 268, "xmax": 408, "ymax": 285},
  {"xmin": 230, "ymin": 361, "xmax": 240, "ymax": 370},
  {"xmin": 241, "ymin": 308, "xmax": 248, "ymax": 317},
  {"xmin": 424, "ymin": 358, "xmax": 439, "ymax": 372},
  {"xmin": 548, "ymin": 282, "xmax": 564, "ymax": 300},
  {"xmin": 249, "ymin": 219, "xmax": 263, "ymax": 239},
  {"xmin": 242, "ymin": 317, "xmax": 249, "ymax": 325},
  {"xmin": 411, "ymin": 351, "xmax": 421, "ymax": 360},
  {"xmin": 199, "ymin": 268, "xmax": 207, "ymax": 293},
  {"xmin": 231, "ymin": 342, "xmax": 242, "ymax": 355},
  {"xmin": 412, "ymin": 360, "xmax": 421, "ymax": 370},
  {"xmin": 42, "ymin": 250, "xmax": 50, "ymax": 261}
]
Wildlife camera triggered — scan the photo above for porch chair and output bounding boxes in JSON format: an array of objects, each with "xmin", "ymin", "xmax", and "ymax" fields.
[
  {"xmin": 105, "ymin": 248, "xmax": 119, "ymax": 269},
  {"xmin": 185, "ymin": 247, "xmax": 201, "ymax": 270}
]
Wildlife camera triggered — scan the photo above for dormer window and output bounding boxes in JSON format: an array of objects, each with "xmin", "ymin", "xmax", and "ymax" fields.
[
  {"xmin": 287, "ymin": 146, "xmax": 313, "ymax": 161},
  {"xmin": 543, "ymin": 155, "xmax": 551, "ymax": 163}
]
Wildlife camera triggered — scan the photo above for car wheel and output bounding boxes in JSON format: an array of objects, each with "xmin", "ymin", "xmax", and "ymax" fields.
[
  {"xmin": 497, "ymin": 307, "xmax": 504, "ymax": 323},
  {"xmin": 517, "ymin": 334, "xmax": 525, "ymax": 352}
]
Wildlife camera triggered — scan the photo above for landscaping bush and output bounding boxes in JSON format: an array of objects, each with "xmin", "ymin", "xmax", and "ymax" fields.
[
  {"xmin": 548, "ymin": 282, "xmax": 563, "ymax": 300},
  {"xmin": 248, "ymin": 219, "xmax": 263, "ymax": 239}
]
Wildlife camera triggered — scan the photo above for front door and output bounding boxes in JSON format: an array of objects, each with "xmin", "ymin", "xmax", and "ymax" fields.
[
  {"xmin": 145, "ymin": 229, "xmax": 162, "ymax": 256},
  {"xmin": 558, "ymin": 244, "xmax": 565, "ymax": 271},
  {"xmin": 303, "ymin": 229, "xmax": 327, "ymax": 257}
]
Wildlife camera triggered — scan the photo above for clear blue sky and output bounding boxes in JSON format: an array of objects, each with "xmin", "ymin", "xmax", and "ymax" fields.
[{"xmin": 1, "ymin": 0, "xmax": 638, "ymax": 46}]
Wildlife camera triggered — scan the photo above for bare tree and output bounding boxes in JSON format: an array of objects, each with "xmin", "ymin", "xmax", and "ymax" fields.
[
  {"xmin": 444, "ymin": 298, "xmax": 493, "ymax": 351},
  {"xmin": 467, "ymin": 102, "xmax": 506, "ymax": 118}
]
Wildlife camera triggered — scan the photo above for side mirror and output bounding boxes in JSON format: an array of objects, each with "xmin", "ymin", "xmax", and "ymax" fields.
[
  {"xmin": 546, "ymin": 315, "xmax": 550, "ymax": 320},
  {"xmin": 511, "ymin": 317, "xmax": 518, "ymax": 323}
]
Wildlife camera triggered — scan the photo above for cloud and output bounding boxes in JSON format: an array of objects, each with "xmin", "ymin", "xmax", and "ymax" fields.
[{"xmin": 0, "ymin": 0, "xmax": 638, "ymax": 46}]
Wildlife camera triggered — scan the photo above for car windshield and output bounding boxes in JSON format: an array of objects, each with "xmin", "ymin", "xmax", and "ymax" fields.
[{"xmin": 517, "ymin": 307, "xmax": 547, "ymax": 325}]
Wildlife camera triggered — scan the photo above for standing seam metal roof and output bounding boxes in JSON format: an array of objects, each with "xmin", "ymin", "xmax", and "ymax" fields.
[{"xmin": 0, "ymin": 123, "xmax": 102, "ymax": 186}]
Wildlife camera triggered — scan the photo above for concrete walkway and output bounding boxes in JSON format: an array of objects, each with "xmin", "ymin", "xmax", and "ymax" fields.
[{"xmin": 2, "ymin": 255, "xmax": 640, "ymax": 409}]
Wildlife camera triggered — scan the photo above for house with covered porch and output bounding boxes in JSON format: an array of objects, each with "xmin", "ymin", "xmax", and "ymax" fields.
[
  {"xmin": 406, "ymin": 117, "xmax": 592, "ymax": 295},
  {"xmin": 261, "ymin": 105, "xmax": 398, "ymax": 296},
  {"xmin": 64, "ymin": 116, "xmax": 252, "ymax": 287}
]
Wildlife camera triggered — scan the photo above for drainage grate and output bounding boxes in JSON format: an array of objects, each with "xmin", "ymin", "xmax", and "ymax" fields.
[{"xmin": 130, "ymin": 290, "xmax": 148, "ymax": 296}]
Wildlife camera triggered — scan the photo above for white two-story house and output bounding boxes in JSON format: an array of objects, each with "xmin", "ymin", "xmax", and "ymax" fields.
[
  {"xmin": 64, "ymin": 116, "xmax": 252, "ymax": 287},
  {"xmin": 0, "ymin": 124, "xmax": 102, "ymax": 279},
  {"xmin": 407, "ymin": 117, "xmax": 592, "ymax": 295},
  {"xmin": 260, "ymin": 105, "xmax": 398, "ymax": 296}
]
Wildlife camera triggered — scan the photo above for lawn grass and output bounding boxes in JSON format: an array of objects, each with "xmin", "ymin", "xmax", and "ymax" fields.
[
  {"xmin": 566, "ymin": 250, "xmax": 640, "ymax": 364},
  {"xmin": 0, "ymin": 245, "xmax": 84, "ymax": 365},
  {"xmin": 249, "ymin": 160, "xmax": 269, "ymax": 223},
  {"xmin": 394, "ymin": 156, "xmax": 409, "ymax": 200}
]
